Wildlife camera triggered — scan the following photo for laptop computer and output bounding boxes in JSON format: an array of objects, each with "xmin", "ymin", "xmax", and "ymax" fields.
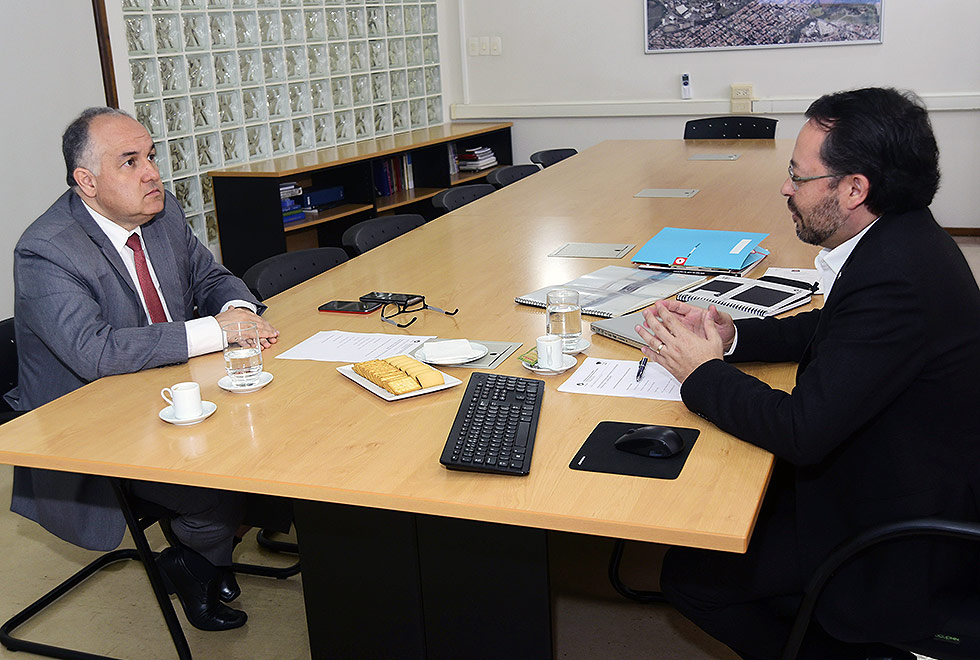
[{"xmin": 589, "ymin": 302, "xmax": 757, "ymax": 350}]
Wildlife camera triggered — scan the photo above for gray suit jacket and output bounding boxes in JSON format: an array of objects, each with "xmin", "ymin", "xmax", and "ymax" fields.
[{"xmin": 7, "ymin": 189, "xmax": 262, "ymax": 551}]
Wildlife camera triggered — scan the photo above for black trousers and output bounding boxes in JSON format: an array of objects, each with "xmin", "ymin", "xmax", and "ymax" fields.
[
  {"xmin": 128, "ymin": 480, "xmax": 244, "ymax": 567},
  {"xmin": 660, "ymin": 482, "xmax": 901, "ymax": 660}
]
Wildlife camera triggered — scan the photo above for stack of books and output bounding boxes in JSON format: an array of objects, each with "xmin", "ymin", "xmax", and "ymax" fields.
[
  {"xmin": 457, "ymin": 146, "xmax": 497, "ymax": 172},
  {"xmin": 372, "ymin": 154, "xmax": 415, "ymax": 197},
  {"xmin": 280, "ymin": 182, "xmax": 304, "ymax": 224}
]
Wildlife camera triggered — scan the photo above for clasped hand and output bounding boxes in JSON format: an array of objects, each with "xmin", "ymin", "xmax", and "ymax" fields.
[
  {"xmin": 215, "ymin": 308, "xmax": 280, "ymax": 350},
  {"xmin": 635, "ymin": 300, "xmax": 735, "ymax": 383}
]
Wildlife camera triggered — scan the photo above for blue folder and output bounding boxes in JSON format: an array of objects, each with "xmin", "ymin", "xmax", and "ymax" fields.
[{"xmin": 632, "ymin": 227, "xmax": 769, "ymax": 275}]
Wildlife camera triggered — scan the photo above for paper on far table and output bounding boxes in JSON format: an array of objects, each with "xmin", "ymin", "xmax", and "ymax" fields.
[
  {"xmin": 557, "ymin": 357, "xmax": 682, "ymax": 401},
  {"xmin": 276, "ymin": 330, "xmax": 434, "ymax": 363}
]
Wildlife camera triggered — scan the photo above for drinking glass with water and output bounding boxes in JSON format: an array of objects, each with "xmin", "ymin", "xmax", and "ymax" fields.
[
  {"xmin": 222, "ymin": 321, "xmax": 263, "ymax": 387},
  {"xmin": 546, "ymin": 288, "xmax": 582, "ymax": 352}
]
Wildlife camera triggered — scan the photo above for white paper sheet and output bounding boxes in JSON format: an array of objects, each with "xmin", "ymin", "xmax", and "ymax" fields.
[
  {"xmin": 557, "ymin": 357, "xmax": 682, "ymax": 401},
  {"xmin": 276, "ymin": 330, "xmax": 434, "ymax": 362}
]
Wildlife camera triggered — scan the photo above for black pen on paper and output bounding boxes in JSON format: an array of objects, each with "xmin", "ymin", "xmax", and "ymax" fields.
[{"xmin": 635, "ymin": 357, "xmax": 648, "ymax": 382}]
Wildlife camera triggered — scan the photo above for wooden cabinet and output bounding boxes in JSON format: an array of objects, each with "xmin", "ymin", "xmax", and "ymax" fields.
[{"xmin": 209, "ymin": 122, "xmax": 512, "ymax": 275}]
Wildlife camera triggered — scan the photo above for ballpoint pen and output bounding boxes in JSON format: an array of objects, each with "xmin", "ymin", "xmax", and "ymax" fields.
[{"xmin": 635, "ymin": 356, "xmax": 648, "ymax": 382}]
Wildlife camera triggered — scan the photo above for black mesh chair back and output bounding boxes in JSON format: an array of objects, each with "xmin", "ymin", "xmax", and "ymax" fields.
[
  {"xmin": 684, "ymin": 116, "xmax": 777, "ymax": 139},
  {"xmin": 341, "ymin": 214, "xmax": 426, "ymax": 256},
  {"xmin": 432, "ymin": 184, "xmax": 495, "ymax": 212},
  {"xmin": 529, "ymin": 148, "xmax": 577, "ymax": 168},
  {"xmin": 243, "ymin": 247, "xmax": 348, "ymax": 301},
  {"xmin": 0, "ymin": 318, "xmax": 20, "ymax": 424},
  {"xmin": 486, "ymin": 164, "xmax": 540, "ymax": 189},
  {"xmin": 781, "ymin": 518, "xmax": 980, "ymax": 660}
]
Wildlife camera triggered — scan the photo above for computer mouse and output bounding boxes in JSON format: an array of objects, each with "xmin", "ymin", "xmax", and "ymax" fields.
[{"xmin": 614, "ymin": 425, "xmax": 684, "ymax": 458}]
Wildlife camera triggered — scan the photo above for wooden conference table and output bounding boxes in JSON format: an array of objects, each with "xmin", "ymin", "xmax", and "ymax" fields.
[{"xmin": 0, "ymin": 139, "xmax": 818, "ymax": 659}]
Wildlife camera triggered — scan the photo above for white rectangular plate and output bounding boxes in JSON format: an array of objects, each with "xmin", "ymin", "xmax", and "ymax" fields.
[{"xmin": 337, "ymin": 364, "xmax": 462, "ymax": 401}]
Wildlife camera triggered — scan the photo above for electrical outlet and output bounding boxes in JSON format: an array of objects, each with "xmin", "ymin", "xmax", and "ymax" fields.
[
  {"xmin": 479, "ymin": 36, "xmax": 490, "ymax": 56},
  {"xmin": 467, "ymin": 37, "xmax": 479, "ymax": 57},
  {"xmin": 731, "ymin": 83, "xmax": 754, "ymax": 100},
  {"xmin": 731, "ymin": 99, "xmax": 752, "ymax": 114},
  {"xmin": 490, "ymin": 36, "xmax": 502, "ymax": 56}
]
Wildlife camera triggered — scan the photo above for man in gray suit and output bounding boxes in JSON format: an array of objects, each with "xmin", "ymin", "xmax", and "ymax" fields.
[{"xmin": 6, "ymin": 107, "xmax": 279, "ymax": 631}]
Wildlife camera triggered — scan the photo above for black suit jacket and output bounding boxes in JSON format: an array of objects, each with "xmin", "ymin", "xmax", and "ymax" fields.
[{"xmin": 681, "ymin": 208, "xmax": 980, "ymax": 642}]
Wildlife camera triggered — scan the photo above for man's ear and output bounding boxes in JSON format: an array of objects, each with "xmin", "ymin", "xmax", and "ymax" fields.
[
  {"xmin": 840, "ymin": 173, "xmax": 870, "ymax": 211},
  {"xmin": 73, "ymin": 167, "xmax": 97, "ymax": 198}
]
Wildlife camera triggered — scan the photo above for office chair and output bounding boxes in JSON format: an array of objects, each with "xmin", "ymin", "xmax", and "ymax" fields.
[
  {"xmin": 341, "ymin": 213, "xmax": 426, "ymax": 256},
  {"xmin": 683, "ymin": 116, "xmax": 778, "ymax": 139},
  {"xmin": 242, "ymin": 247, "xmax": 349, "ymax": 301},
  {"xmin": 0, "ymin": 318, "xmax": 21, "ymax": 425},
  {"xmin": 0, "ymin": 315, "xmax": 299, "ymax": 659},
  {"xmin": 782, "ymin": 518, "xmax": 980, "ymax": 660},
  {"xmin": 486, "ymin": 164, "xmax": 540, "ymax": 189},
  {"xmin": 529, "ymin": 148, "xmax": 577, "ymax": 168},
  {"xmin": 431, "ymin": 184, "xmax": 495, "ymax": 212}
]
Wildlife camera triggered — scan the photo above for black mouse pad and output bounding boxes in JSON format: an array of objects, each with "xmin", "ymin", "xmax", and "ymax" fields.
[{"xmin": 569, "ymin": 421, "xmax": 699, "ymax": 480}]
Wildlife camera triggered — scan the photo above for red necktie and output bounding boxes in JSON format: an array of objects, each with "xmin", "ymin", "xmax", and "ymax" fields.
[{"xmin": 125, "ymin": 233, "xmax": 168, "ymax": 324}]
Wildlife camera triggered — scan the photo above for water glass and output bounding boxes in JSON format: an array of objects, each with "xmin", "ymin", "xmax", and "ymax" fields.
[
  {"xmin": 546, "ymin": 288, "xmax": 582, "ymax": 352},
  {"xmin": 222, "ymin": 321, "xmax": 262, "ymax": 387}
]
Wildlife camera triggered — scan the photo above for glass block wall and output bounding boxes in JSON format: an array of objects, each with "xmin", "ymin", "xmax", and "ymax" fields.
[{"xmin": 121, "ymin": 0, "xmax": 443, "ymax": 254}]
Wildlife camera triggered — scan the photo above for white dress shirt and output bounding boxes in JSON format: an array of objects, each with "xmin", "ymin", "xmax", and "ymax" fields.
[{"xmin": 84, "ymin": 203, "xmax": 254, "ymax": 357}]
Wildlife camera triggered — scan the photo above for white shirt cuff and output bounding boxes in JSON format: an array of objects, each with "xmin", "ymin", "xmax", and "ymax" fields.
[
  {"xmin": 186, "ymin": 316, "xmax": 223, "ymax": 358},
  {"xmin": 221, "ymin": 300, "xmax": 257, "ymax": 313},
  {"xmin": 724, "ymin": 325, "xmax": 739, "ymax": 357}
]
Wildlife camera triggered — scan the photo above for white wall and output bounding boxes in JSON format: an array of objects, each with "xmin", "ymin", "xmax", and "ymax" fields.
[
  {"xmin": 448, "ymin": 0, "xmax": 980, "ymax": 228},
  {"xmin": 0, "ymin": 2, "xmax": 105, "ymax": 319}
]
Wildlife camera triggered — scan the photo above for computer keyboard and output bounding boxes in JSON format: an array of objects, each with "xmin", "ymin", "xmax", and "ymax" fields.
[{"xmin": 439, "ymin": 372, "xmax": 544, "ymax": 476}]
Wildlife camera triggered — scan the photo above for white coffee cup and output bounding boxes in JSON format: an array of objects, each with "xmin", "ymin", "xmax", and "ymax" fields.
[
  {"xmin": 161, "ymin": 381, "xmax": 203, "ymax": 420},
  {"xmin": 536, "ymin": 335, "xmax": 564, "ymax": 370}
]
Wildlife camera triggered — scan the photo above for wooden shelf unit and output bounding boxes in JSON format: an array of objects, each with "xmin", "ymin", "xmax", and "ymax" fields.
[{"xmin": 209, "ymin": 122, "xmax": 513, "ymax": 276}]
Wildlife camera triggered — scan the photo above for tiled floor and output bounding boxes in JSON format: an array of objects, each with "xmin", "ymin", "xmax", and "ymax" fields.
[
  {"xmin": 0, "ymin": 464, "xmax": 737, "ymax": 660},
  {"xmin": 2, "ymin": 238, "xmax": 975, "ymax": 659}
]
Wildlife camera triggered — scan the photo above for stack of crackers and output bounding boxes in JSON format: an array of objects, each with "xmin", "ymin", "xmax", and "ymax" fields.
[{"xmin": 352, "ymin": 355, "xmax": 444, "ymax": 395}]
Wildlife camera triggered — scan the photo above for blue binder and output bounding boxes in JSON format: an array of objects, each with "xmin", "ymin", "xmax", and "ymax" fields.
[{"xmin": 632, "ymin": 227, "xmax": 770, "ymax": 275}]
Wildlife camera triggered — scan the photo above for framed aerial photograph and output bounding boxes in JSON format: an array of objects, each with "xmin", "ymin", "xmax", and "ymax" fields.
[{"xmin": 645, "ymin": 1, "xmax": 883, "ymax": 53}]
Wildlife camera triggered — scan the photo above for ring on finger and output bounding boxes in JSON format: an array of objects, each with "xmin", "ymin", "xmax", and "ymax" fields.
[{"xmin": 656, "ymin": 342, "xmax": 666, "ymax": 355}]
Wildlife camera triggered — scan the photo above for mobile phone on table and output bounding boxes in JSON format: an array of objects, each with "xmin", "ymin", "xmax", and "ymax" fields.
[
  {"xmin": 318, "ymin": 300, "xmax": 383, "ymax": 314},
  {"xmin": 358, "ymin": 292, "xmax": 424, "ymax": 305}
]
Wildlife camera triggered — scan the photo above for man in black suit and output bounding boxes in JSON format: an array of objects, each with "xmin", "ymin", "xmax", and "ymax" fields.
[{"xmin": 636, "ymin": 88, "xmax": 980, "ymax": 659}]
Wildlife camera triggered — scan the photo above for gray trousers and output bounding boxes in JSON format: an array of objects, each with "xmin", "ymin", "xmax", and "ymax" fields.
[{"xmin": 128, "ymin": 480, "xmax": 245, "ymax": 567}]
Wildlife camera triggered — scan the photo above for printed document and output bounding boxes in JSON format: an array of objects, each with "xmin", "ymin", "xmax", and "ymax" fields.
[
  {"xmin": 276, "ymin": 330, "xmax": 434, "ymax": 363},
  {"xmin": 557, "ymin": 357, "xmax": 682, "ymax": 401}
]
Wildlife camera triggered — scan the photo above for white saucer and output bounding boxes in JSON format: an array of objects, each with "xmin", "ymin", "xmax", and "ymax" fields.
[
  {"xmin": 159, "ymin": 400, "xmax": 217, "ymax": 426},
  {"xmin": 218, "ymin": 371, "xmax": 274, "ymax": 393},
  {"xmin": 415, "ymin": 341, "xmax": 489, "ymax": 365},
  {"xmin": 563, "ymin": 337, "xmax": 591, "ymax": 354},
  {"xmin": 522, "ymin": 353, "xmax": 577, "ymax": 375}
]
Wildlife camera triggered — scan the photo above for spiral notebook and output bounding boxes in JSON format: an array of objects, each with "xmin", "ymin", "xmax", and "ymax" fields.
[
  {"xmin": 515, "ymin": 266, "xmax": 705, "ymax": 318},
  {"xmin": 676, "ymin": 275, "xmax": 812, "ymax": 318}
]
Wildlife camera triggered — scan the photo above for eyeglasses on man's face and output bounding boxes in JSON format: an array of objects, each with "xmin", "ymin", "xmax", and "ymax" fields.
[
  {"xmin": 380, "ymin": 297, "xmax": 458, "ymax": 328},
  {"xmin": 787, "ymin": 164, "xmax": 839, "ymax": 192}
]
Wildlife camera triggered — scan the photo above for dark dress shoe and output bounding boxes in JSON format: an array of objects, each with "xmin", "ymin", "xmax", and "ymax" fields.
[
  {"xmin": 157, "ymin": 547, "xmax": 247, "ymax": 631},
  {"xmin": 218, "ymin": 570, "xmax": 241, "ymax": 603}
]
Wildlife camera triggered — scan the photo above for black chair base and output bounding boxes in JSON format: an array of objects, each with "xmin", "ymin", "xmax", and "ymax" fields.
[
  {"xmin": 1, "ymin": 479, "xmax": 192, "ymax": 660},
  {"xmin": 607, "ymin": 538, "xmax": 667, "ymax": 604},
  {"xmin": 0, "ymin": 480, "xmax": 300, "ymax": 660}
]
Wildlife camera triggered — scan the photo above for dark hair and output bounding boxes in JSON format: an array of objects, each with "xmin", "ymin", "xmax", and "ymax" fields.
[
  {"xmin": 62, "ymin": 107, "xmax": 132, "ymax": 188},
  {"xmin": 805, "ymin": 88, "xmax": 940, "ymax": 216}
]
